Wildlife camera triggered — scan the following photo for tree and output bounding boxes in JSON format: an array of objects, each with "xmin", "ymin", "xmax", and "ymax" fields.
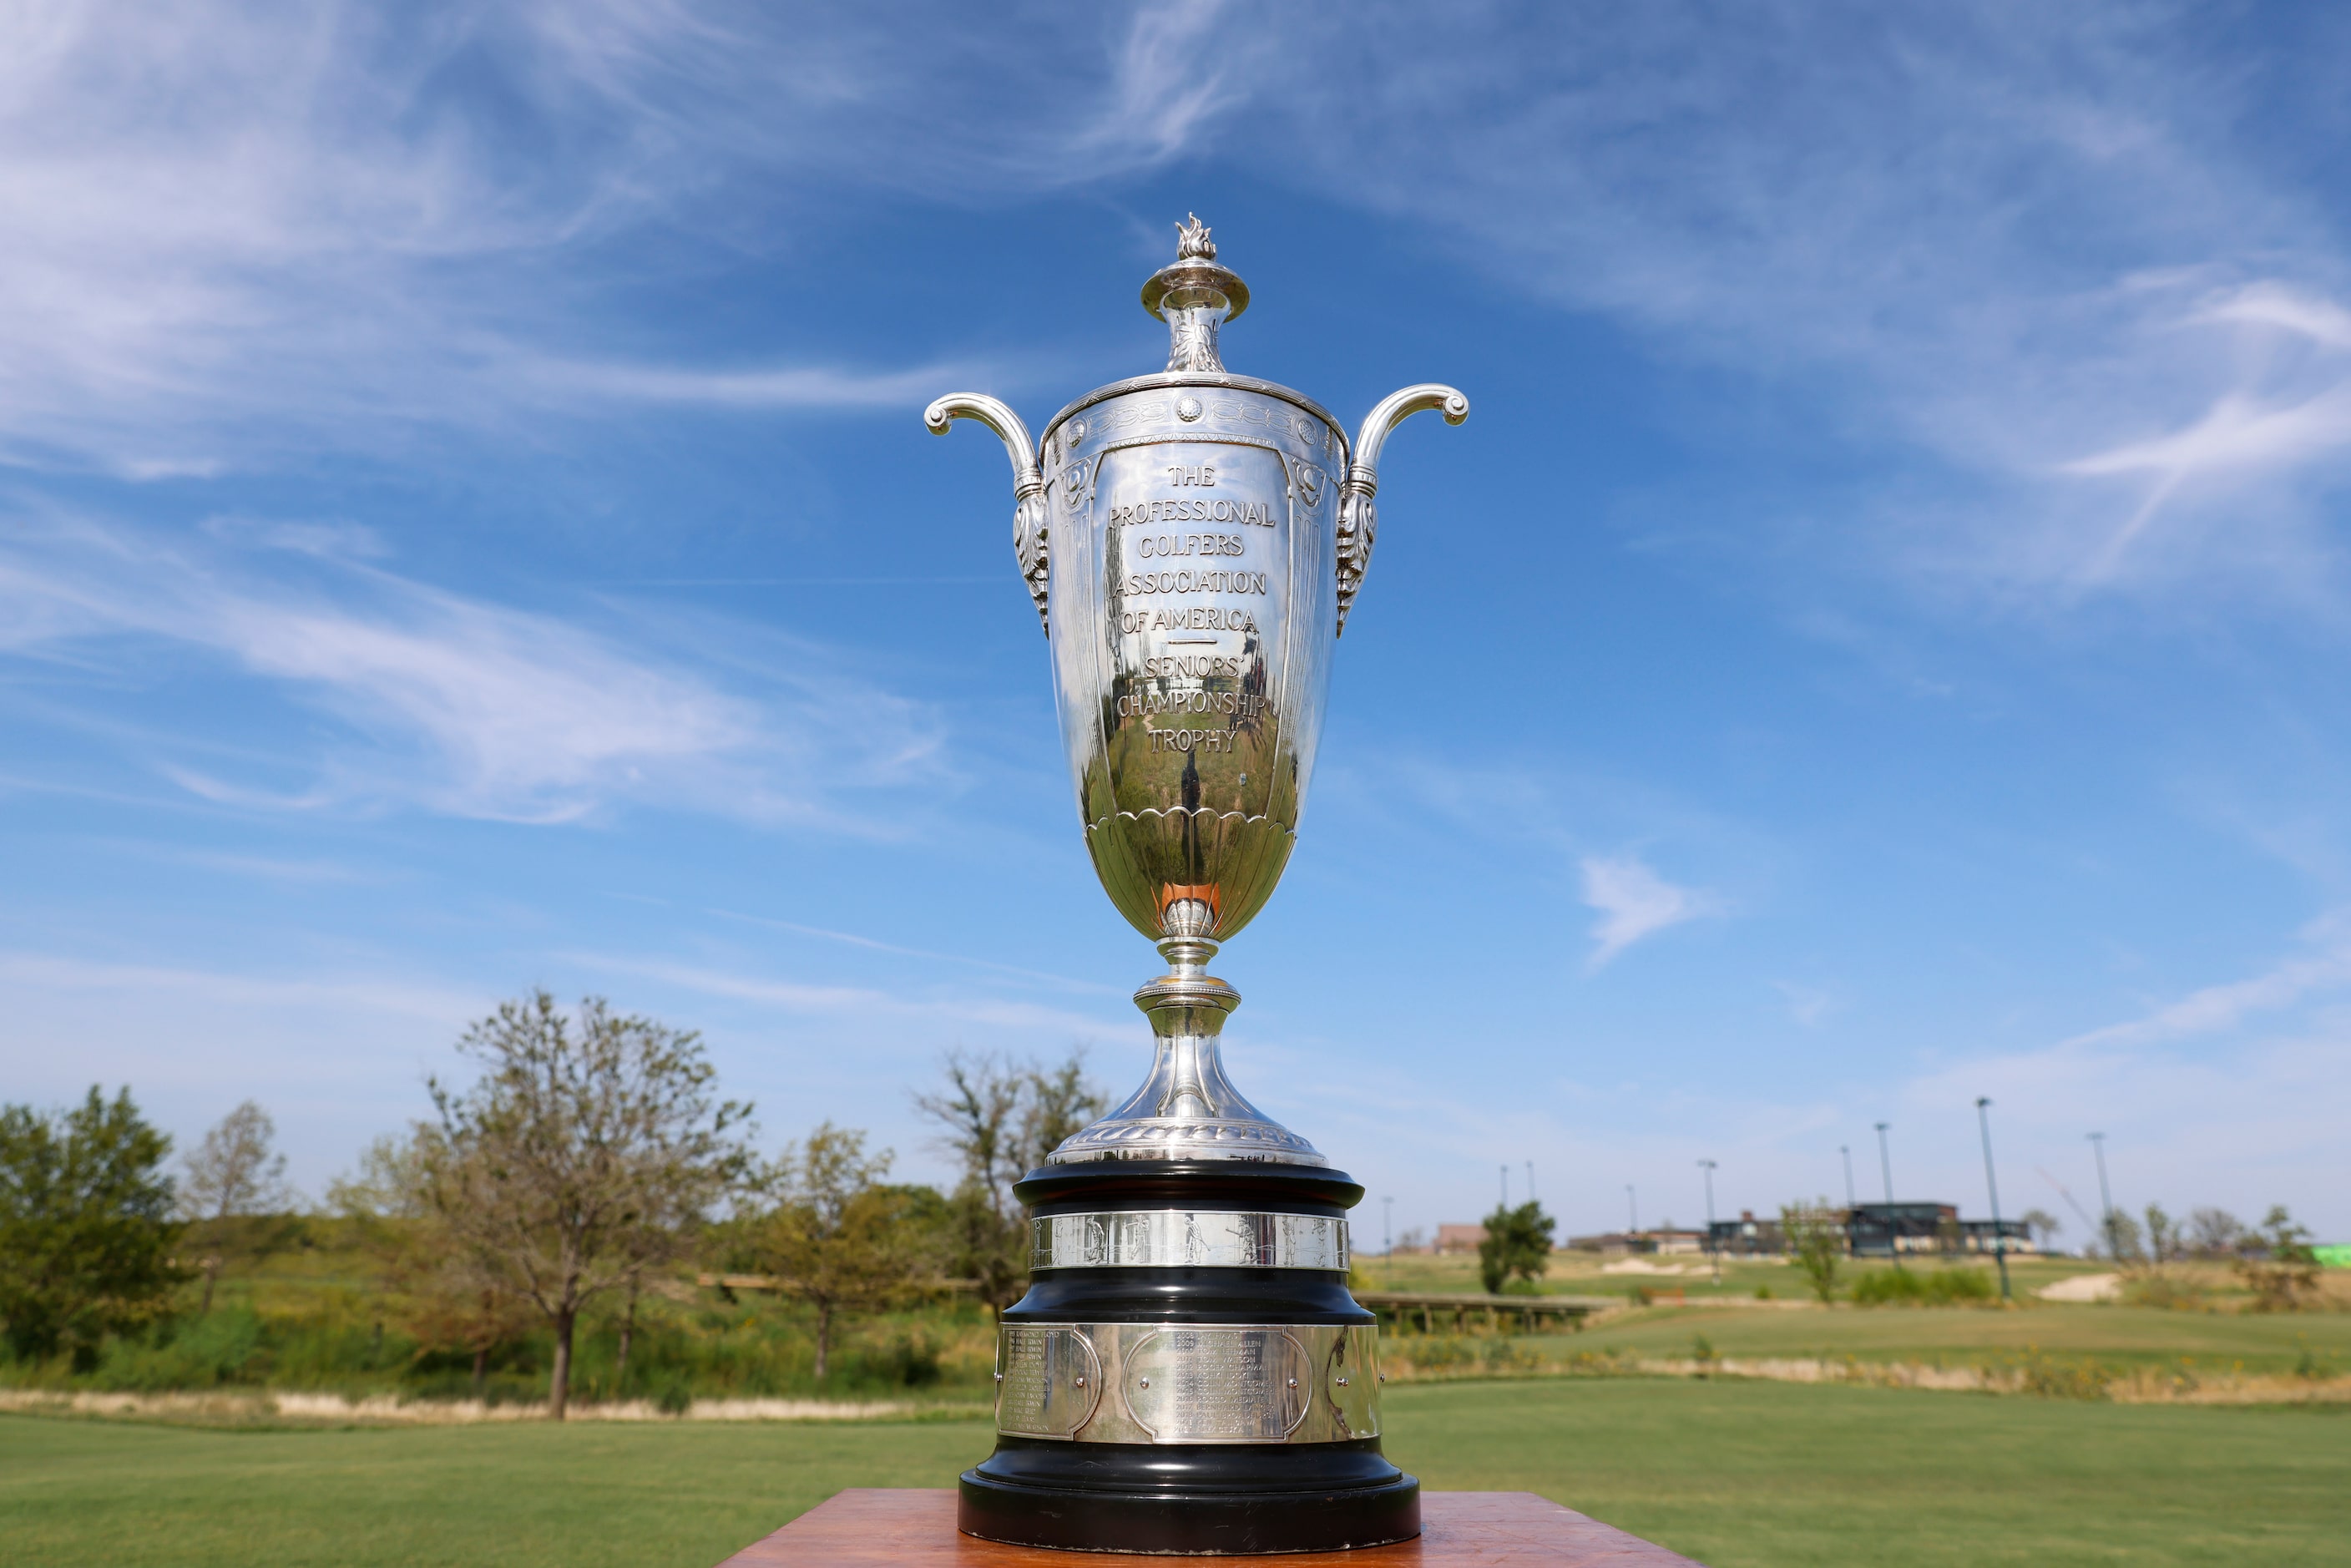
[
  {"xmin": 1782, "ymin": 1199, "xmax": 1848, "ymax": 1304},
  {"xmin": 2188, "ymin": 1207, "xmax": 2247, "ymax": 1258},
  {"xmin": 426, "ymin": 992, "xmax": 752, "ymax": 1418},
  {"xmin": 2018, "ymin": 1208, "xmax": 2063, "ymax": 1251},
  {"xmin": 2101, "ymin": 1207, "xmax": 2146, "ymax": 1264},
  {"xmin": 735, "ymin": 1124, "xmax": 930, "ymax": 1380},
  {"xmin": 181, "ymin": 1100, "xmax": 296, "ymax": 1314},
  {"xmin": 2236, "ymin": 1206, "xmax": 2321, "ymax": 1313},
  {"xmin": 1476, "ymin": 1201, "xmax": 1555, "ymax": 1293},
  {"xmin": 328, "ymin": 1130, "xmax": 537, "ymax": 1399},
  {"xmin": 2141, "ymin": 1202, "xmax": 2184, "ymax": 1267},
  {"xmin": 914, "ymin": 1050, "xmax": 1105, "ymax": 1319},
  {"xmin": 0, "ymin": 1087, "xmax": 190, "ymax": 1367}
]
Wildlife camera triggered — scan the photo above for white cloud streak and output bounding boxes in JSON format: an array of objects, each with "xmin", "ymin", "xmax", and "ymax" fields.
[
  {"xmin": 1579, "ymin": 852, "xmax": 1721, "ymax": 970},
  {"xmin": 2065, "ymin": 910, "xmax": 2351, "ymax": 1050},
  {"xmin": 10, "ymin": 4, "xmax": 2351, "ymax": 609},
  {"xmin": 0, "ymin": 509, "xmax": 947, "ymax": 824}
]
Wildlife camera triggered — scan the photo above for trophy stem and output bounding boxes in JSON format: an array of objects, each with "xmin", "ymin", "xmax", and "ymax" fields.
[{"xmin": 1045, "ymin": 916, "xmax": 1327, "ymax": 1166}]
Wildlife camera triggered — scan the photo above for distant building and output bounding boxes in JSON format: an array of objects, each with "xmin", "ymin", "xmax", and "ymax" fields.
[
  {"xmin": 1706, "ymin": 1210, "xmax": 1787, "ymax": 1257},
  {"xmin": 1433, "ymin": 1222, "xmax": 1487, "ymax": 1255},
  {"xmin": 1565, "ymin": 1231, "xmax": 1646, "ymax": 1256},
  {"xmin": 1563, "ymin": 1229, "xmax": 1703, "ymax": 1257},
  {"xmin": 1846, "ymin": 1201, "xmax": 2034, "ymax": 1257}
]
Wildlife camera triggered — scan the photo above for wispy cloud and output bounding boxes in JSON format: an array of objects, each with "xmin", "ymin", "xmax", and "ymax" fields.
[
  {"xmin": 2065, "ymin": 910, "xmax": 2351, "ymax": 1049},
  {"xmin": 0, "ymin": 3, "xmax": 1246, "ymax": 473},
  {"xmin": 1773, "ymin": 980, "xmax": 1836, "ymax": 1028},
  {"xmin": 575, "ymin": 954, "xmax": 1120, "ymax": 1038},
  {"xmin": 1579, "ymin": 852, "xmax": 1722, "ymax": 970},
  {"xmin": 0, "ymin": 509, "xmax": 947, "ymax": 824}
]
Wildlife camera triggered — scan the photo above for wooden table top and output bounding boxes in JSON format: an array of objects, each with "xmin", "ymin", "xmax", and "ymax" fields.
[{"xmin": 715, "ymin": 1490, "xmax": 1705, "ymax": 1566}]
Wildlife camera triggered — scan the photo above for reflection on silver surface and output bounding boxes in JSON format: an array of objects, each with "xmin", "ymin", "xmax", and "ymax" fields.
[
  {"xmin": 1030, "ymin": 1211, "xmax": 1349, "ymax": 1272},
  {"xmin": 1121, "ymin": 1328, "xmax": 1311, "ymax": 1443},
  {"xmin": 993, "ymin": 1322, "xmax": 1381, "ymax": 1444},
  {"xmin": 994, "ymin": 1325, "xmax": 1103, "ymax": 1439},
  {"xmin": 927, "ymin": 217, "xmax": 1465, "ymax": 1164}
]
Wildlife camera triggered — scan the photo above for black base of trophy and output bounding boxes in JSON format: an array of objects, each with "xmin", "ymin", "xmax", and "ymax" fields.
[{"xmin": 958, "ymin": 1160, "xmax": 1420, "ymax": 1555}]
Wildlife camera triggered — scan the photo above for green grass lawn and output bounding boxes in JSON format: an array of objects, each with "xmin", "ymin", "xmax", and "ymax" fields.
[{"xmin": 8, "ymin": 1378, "xmax": 2346, "ymax": 1567}]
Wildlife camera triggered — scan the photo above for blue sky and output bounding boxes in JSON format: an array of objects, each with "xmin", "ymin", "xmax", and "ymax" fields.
[{"xmin": 4, "ymin": 3, "xmax": 2348, "ymax": 1244}]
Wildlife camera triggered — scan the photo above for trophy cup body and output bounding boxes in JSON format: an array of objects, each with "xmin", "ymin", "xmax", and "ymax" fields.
[{"xmin": 928, "ymin": 217, "xmax": 1464, "ymax": 1555}]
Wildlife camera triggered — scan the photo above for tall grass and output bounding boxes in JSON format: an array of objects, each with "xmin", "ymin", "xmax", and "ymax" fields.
[
  {"xmin": 0, "ymin": 1279, "xmax": 999, "ymax": 1406},
  {"xmin": 1848, "ymin": 1267, "xmax": 1995, "ymax": 1307}
]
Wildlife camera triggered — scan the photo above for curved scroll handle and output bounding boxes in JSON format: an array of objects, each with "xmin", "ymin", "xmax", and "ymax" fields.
[
  {"xmin": 925, "ymin": 393, "xmax": 1049, "ymax": 634},
  {"xmin": 1336, "ymin": 384, "xmax": 1469, "ymax": 636}
]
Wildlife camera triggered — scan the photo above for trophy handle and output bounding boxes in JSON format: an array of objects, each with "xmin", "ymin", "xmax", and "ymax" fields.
[
  {"xmin": 1336, "ymin": 384, "xmax": 1469, "ymax": 636},
  {"xmin": 926, "ymin": 393, "xmax": 1049, "ymax": 633}
]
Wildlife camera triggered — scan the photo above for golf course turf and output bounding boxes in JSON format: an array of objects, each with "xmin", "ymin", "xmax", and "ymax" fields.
[{"xmin": 7, "ymin": 1377, "xmax": 2347, "ymax": 1566}]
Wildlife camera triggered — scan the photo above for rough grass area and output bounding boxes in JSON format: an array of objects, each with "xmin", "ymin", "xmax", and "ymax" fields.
[{"xmin": 7, "ymin": 1378, "xmax": 2348, "ymax": 1567}]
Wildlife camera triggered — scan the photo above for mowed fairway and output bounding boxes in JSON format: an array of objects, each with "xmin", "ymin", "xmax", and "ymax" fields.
[
  {"xmin": 1386, "ymin": 1379, "xmax": 2350, "ymax": 1566},
  {"xmin": 7, "ymin": 1379, "xmax": 2348, "ymax": 1567}
]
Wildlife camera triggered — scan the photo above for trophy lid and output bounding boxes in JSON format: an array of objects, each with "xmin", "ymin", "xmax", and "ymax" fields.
[
  {"xmin": 1038, "ymin": 215, "xmax": 1345, "ymax": 451},
  {"xmin": 1140, "ymin": 213, "xmax": 1250, "ymax": 324}
]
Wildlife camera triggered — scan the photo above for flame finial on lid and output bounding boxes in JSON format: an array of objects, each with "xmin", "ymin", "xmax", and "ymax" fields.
[
  {"xmin": 1175, "ymin": 212, "xmax": 1216, "ymax": 262},
  {"xmin": 1141, "ymin": 213, "xmax": 1250, "ymax": 372}
]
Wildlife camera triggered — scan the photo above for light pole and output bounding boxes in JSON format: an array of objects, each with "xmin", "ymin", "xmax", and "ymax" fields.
[
  {"xmin": 1874, "ymin": 1121, "xmax": 1902, "ymax": 1270},
  {"xmin": 1626, "ymin": 1184, "xmax": 1639, "ymax": 1236},
  {"xmin": 1975, "ymin": 1098, "xmax": 2012, "ymax": 1302},
  {"xmin": 2089, "ymin": 1132, "xmax": 2117, "ymax": 1260},
  {"xmin": 1839, "ymin": 1144, "xmax": 1856, "ymax": 1209},
  {"xmin": 1698, "ymin": 1159, "xmax": 1720, "ymax": 1285},
  {"xmin": 1499, "ymin": 1164, "xmax": 1509, "ymax": 1211}
]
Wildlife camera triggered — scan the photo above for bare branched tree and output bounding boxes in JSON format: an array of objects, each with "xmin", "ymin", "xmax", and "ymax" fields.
[
  {"xmin": 914, "ymin": 1050, "xmax": 1104, "ymax": 1319},
  {"xmin": 426, "ymin": 992, "xmax": 752, "ymax": 1418},
  {"xmin": 181, "ymin": 1100, "xmax": 295, "ymax": 1313}
]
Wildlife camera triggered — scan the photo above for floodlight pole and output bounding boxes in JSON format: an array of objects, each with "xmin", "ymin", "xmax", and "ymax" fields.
[
  {"xmin": 1499, "ymin": 1164, "xmax": 1509, "ymax": 1210},
  {"xmin": 1874, "ymin": 1120, "xmax": 1902, "ymax": 1270},
  {"xmin": 1626, "ymin": 1184, "xmax": 1638, "ymax": 1236},
  {"xmin": 1975, "ymin": 1097, "xmax": 2012, "ymax": 1302},
  {"xmin": 1698, "ymin": 1159, "xmax": 1720, "ymax": 1285},
  {"xmin": 2089, "ymin": 1132, "xmax": 2116, "ymax": 1260},
  {"xmin": 1839, "ymin": 1144, "xmax": 1855, "ymax": 1209}
]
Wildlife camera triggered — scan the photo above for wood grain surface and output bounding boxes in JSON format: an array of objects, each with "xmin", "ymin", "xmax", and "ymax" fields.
[{"xmin": 713, "ymin": 1489, "xmax": 1706, "ymax": 1566}]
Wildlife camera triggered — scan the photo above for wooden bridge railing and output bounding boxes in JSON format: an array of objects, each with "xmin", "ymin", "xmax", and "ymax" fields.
[{"xmin": 1351, "ymin": 1290, "xmax": 1618, "ymax": 1335}]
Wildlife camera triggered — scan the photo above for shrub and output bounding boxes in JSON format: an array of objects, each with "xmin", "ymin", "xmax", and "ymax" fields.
[
  {"xmin": 93, "ymin": 1308, "xmax": 267, "ymax": 1390},
  {"xmin": 1850, "ymin": 1267, "xmax": 1995, "ymax": 1307}
]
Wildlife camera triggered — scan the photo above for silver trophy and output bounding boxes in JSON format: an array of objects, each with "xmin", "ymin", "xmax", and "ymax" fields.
[{"xmin": 928, "ymin": 216, "xmax": 1464, "ymax": 1555}]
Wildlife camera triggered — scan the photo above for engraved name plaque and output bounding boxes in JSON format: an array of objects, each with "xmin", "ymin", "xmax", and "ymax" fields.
[
  {"xmin": 1030, "ymin": 1210, "xmax": 1349, "ymax": 1271},
  {"xmin": 1119, "ymin": 1327, "xmax": 1312, "ymax": 1444},
  {"xmin": 995, "ymin": 1325, "xmax": 1102, "ymax": 1439}
]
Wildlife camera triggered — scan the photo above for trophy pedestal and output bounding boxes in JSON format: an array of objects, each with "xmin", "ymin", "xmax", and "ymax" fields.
[{"xmin": 961, "ymin": 1160, "xmax": 1416, "ymax": 1555}]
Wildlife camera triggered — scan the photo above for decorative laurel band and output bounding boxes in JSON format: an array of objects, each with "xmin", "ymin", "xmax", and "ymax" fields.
[
  {"xmin": 994, "ymin": 1322, "xmax": 1381, "ymax": 1445},
  {"xmin": 1030, "ymin": 1211, "xmax": 1349, "ymax": 1272}
]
